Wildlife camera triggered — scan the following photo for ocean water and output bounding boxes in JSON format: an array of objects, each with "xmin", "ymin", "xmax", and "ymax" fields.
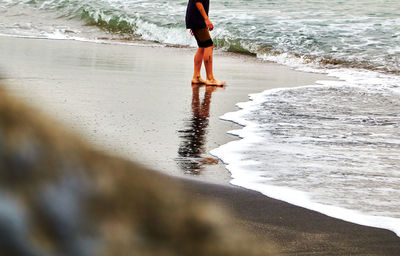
[{"xmin": 1, "ymin": 0, "xmax": 400, "ymax": 235}]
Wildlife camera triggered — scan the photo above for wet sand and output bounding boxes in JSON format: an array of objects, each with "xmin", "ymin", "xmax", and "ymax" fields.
[
  {"xmin": 1, "ymin": 36, "xmax": 399, "ymax": 255},
  {"xmin": 0, "ymin": 36, "xmax": 329, "ymax": 183}
]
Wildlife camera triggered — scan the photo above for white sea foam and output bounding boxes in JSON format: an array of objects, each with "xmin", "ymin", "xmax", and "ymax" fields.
[
  {"xmin": 259, "ymin": 51, "xmax": 400, "ymax": 94},
  {"xmin": 211, "ymin": 81, "xmax": 400, "ymax": 236},
  {"xmin": 211, "ymin": 33, "xmax": 400, "ymax": 236}
]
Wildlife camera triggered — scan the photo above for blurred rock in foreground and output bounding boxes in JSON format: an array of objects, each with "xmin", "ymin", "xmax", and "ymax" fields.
[{"xmin": 0, "ymin": 82, "xmax": 277, "ymax": 256}]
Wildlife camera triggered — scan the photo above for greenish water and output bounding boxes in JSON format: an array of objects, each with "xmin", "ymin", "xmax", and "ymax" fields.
[{"xmin": 1, "ymin": 0, "xmax": 399, "ymax": 73}]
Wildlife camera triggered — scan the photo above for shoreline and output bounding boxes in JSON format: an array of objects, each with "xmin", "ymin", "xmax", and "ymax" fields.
[
  {"xmin": 181, "ymin": 177, "xmax": 400, "ymax": 255},
  {"xmin": 210, "ymin": 82, "xmax": 400, "ymax": 237},
  {"xmin": 0, "ymin": 35, "xmax": 331, "ymax": 183},
  {"xmin": 1, "ymin": 35, "xmax": 400, "ymax": 254}
]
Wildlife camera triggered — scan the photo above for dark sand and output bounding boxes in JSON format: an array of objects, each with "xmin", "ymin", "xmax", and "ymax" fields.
[
  {"xmin": 1, "ymin": 36, "xmax": 399, "ymax": 255},
  {"xmin": 182, "ymin": 178, "xmax": 400, "ymax": 255}
]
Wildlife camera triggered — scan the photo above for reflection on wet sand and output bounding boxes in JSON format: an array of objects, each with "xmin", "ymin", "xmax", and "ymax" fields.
[{"xmin": 177, "ymin": 84, "xmax": 222, "ymax": 174}]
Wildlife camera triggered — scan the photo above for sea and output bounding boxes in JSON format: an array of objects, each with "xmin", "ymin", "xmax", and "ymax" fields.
[{"xmin": 1, "ymin": 0, "xmax": 399, "ymax": 235}]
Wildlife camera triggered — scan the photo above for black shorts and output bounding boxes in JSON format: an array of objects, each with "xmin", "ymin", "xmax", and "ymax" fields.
[{"xmin": 192, "ymin": 28, "xmax": 213, "ymax": 48}]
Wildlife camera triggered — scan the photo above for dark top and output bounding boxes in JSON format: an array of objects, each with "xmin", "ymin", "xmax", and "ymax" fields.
[{"xmin": 185, "ymin": 0, "xmax": 209, "ymax": 29}]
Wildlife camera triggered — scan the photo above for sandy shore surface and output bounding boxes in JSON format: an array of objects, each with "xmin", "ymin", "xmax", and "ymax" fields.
[
  {"xmin": 0, "ymin": 36, "xmax": 329, "ymax": 183},
  {"xmin": 1, "ymin": 36, "xmax": 399, "ymax": 255}
]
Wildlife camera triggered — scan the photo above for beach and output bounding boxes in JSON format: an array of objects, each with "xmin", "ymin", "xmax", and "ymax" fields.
[
  {"xmin": 0, "ymin": 36, "xmax": 330, "ymax": 183},
  {"xmin": 1, "ymin": 36, "xmax": 400, "ymax": 255}
]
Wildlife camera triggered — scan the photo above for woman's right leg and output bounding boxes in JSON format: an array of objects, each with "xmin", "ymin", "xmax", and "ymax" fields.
[
  {"xmin": 192, "ymin": 47, "xmax": 205, "ymax": 84},
  {"xmin": 203, "ymin": 46, "xmax": 225, "ymax": 86}
]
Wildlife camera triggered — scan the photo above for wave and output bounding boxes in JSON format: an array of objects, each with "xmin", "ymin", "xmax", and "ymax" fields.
[
  {"xmin": 80, "ymin": 10, "xmax": 136, "ymax": 35},
  {"xmin": 2, "ymin": 0, "xmax": 399, "ymax": 75}
]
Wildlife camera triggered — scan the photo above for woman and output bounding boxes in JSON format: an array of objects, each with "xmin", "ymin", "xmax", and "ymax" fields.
[{"xmin": 185, "ymin": 0, "xmax": 226, "ymax": 86}]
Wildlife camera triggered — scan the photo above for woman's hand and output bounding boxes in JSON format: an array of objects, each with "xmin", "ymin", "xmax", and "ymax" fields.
[{"xmin": 205, "ymin": 18, "xmax": 214, "ymax": 31}]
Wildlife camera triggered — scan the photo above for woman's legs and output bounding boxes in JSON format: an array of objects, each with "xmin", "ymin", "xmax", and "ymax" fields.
[{"xmin": 192, "ymin": 28, "xmax": 225, "ymax": 86}]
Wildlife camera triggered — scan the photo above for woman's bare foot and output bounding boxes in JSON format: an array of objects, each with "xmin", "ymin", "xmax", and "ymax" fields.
[
  {"xmin": 191, "ymin": 76, "xmax": 206, "ymax": 84},
  {"xmin": 205, "ymin": 79, "xmax": 226, "ymax": 86}
]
